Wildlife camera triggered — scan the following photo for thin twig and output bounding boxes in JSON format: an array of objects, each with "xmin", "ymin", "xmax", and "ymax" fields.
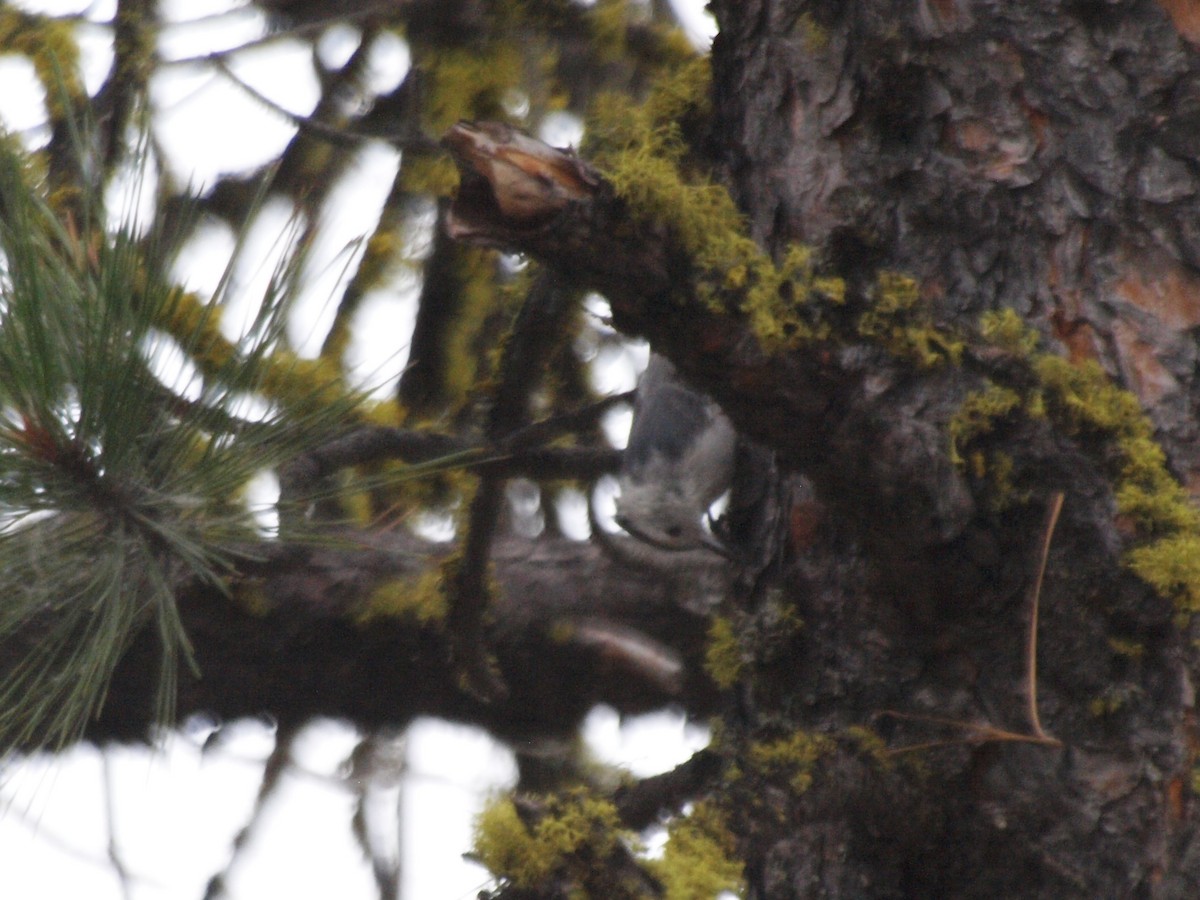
[
  {"xmin": 1025, "ymin": 491, "xmax": 1064, "ymax": 744},
  {"xmin": 874, "ymin": 491, "xmax": 1066, "ymax": 753},
  {"xmin": 877, "ymin": 710, "xmax": 1061, "ymax": 754},
  {"xmin": 102, "ymin": 751, "xmax": 135, "ymax": 900},
  {"xmin": 202, "ymin": 724, "xmax": 298, "ymax": 900},
  {"xmin": 208, "ymin": 55, "xmax": 436, "ymax": 152},
  {"xmin": 501, "ymin": 392, "xmax": 634, "ymax": 452},
  {"xmin": 159, "ymin": 2, "xmax": 407, "ymax": 68},
  {"xmin": 448, "ymin": 270, "xmax": 578, "ymax": 701}
]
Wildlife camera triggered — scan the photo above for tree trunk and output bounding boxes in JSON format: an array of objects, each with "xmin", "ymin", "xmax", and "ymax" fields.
[{"xmin": 703, "ymin": 1, "xmax": 1200, "ymax": 896}]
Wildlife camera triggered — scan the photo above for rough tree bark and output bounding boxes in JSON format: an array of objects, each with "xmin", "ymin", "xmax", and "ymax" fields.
[{"xmin": 696, "ymin": 1, "xmax": 1200, "ymax": 896}]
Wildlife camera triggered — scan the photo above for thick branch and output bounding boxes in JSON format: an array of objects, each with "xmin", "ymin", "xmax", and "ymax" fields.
[
  {"xmin": 442, "ymin": 120, "xmax": 977, "ymax": 569},
  {"xmin": 63, "ymin": 531, "xmax": 721, "ymax": 750}
]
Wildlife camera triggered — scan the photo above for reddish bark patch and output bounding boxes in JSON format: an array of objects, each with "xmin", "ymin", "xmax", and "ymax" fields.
[
  {"xmin": 1114, "ymin": 256, "xmax": 1200, "ymax": 330},
  {"xmin": 1111, "ymin": 319, "xmax": 1177, "ymax": 407},
  {"xmin": 1156, "ymin": 0, "xmax": 1200, "ymax": 45}
]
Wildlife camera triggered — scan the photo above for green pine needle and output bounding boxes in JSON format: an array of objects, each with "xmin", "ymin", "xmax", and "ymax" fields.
[{"xmin": 0, "ymin": 130, "xmax": 362, "ymax": 753}]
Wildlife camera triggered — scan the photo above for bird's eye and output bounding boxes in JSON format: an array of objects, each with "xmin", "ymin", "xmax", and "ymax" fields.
[{"xmin": 665, "ymin": 524, "xmax": 683, "ymax": 539}]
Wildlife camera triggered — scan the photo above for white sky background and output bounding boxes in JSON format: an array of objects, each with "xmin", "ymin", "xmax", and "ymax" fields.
[{"xmin": 0, "ymin": 1, "xmax": 719, "ymax": 899}]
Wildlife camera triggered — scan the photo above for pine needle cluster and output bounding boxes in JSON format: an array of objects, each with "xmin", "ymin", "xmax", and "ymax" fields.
[{"xmin": 0, "ymin": 135, "xmax": 356, "ymax": 753}]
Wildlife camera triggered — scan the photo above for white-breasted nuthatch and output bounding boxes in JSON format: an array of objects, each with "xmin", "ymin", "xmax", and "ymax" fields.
[{"xmin": 615, "ymin": 353, "xmax": 736, "ymax": 556}]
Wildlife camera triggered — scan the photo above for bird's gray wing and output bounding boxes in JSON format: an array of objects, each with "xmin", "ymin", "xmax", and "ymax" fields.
[{"xmin": 624, "ymin": 354, "xmax": 719, "ymax": 471}]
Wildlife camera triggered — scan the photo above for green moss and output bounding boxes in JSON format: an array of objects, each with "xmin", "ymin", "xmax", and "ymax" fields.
[
  {"xmin": 704, "ymin": 616, "xmax": 743, "ymax": 689},
  {"xmin": 648, "ymin": 802, "xmax": 745, "ymax": 900},
  {"xmin": 472, "ymin": 789, "xmax": 628, "ymax": 892},
  {"xmin": 358, "ymin": 570, "xmax": 447, "ymax": 624},
  {"xmin": 746, "ymin": 730, "xmax": 833, "ymax": 795}
]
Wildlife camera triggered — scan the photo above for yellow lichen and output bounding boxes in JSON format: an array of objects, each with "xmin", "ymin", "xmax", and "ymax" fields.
[
  {"xmin": 588, "ymin": 0, "xmax": 631, "ymax": 64},
  {"xmin": 587, "ymin": 60, "xmax": 850, "ymax": 351},
  {"xmin": 979, "ymin": 307, "xmax": 1041, "ymax": 355},
  {"xmin": 1106, "ymin": 636, "xmax": 1145, "ymax": 659},
  {"xmin": 156, "ymin": 290, "xmax": 357, "ymax": 413},
  {"xmin": 843, "ymin": 724, "xmax": 893, "ymax": 769},
  {"xmin": 233, "ymin": 581, "xmax": 272, "ymax": 617},
  {"xmin": 472, "ymin": 789, "xmax": 627, "ymax": 891},
  {"xmin": 792, "ymin": 12, "xmax": 831, "ymax": 51},
  {"xmin": 399, "ymin": 154, "xmax": 460, "ymax": 198},
  {"xmin": 420, "ymin": 44, "xmax": 524, "ymax": 133},
  {"xmin": 746, "ymin": 730, "xmax": 832, "ymax": 795},
  {"xmin": 648, "ymin": 802, "xmax": 745, "ymax": 900},
  {"xmin": 704, "ymin": 616, "xmax": 743, "ymax": 689},
  {"xmin": 948, "ymin": 384, "xmax": 1022, "ymax": 464},
  {"xmin": 1034, "ymin": 355, "xmax": 1147, "ymax": 435},
  {"xmin": 358, "ymin": 570, "xmax": 447, "ymax": 624},
  {"xmin": 0, "ymin": 9, "xmax": 86, "ymax": 122},
  {"xmin": 1126, "ymin": 534, "xmax": 1200, "ymax": 615},
  {"xmin": 442, "ymin": 247, "xmax": 507, "ymax": 409},
  {"xmin": 1088, "ymin": 685, "xmax": 1135, "ymax": 717},
  {"xmin": 857, "ymin": 272, "xmax": 962, "ymax": 367}
]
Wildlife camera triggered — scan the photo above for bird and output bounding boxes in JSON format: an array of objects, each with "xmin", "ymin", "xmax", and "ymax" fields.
[{"xmin": 615, "ymin": 353, "xmax": 736, "ymax": 557}]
